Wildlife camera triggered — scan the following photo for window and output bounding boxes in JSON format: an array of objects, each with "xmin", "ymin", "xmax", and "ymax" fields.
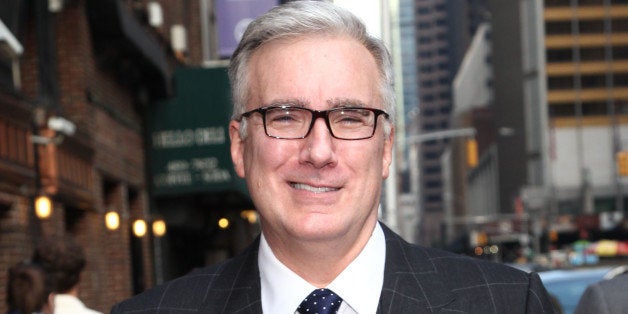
[
  {"xmin": 547, "ymin": 48, "xmax": 572, "ymax": 62},
  {"xmin": 613, "ymin": 19, "xmax": 628, "ymax": 32},
  {"xmin": 425, "ymin": 165, "xmax": 441, "ymax": 174},
  {"xmin": 418, "ymin": 36, "xmax": 432, "ymax": 44},
  {"xmin": 422, "ymin": 94, "xmax": 435, "ymax": 102}
]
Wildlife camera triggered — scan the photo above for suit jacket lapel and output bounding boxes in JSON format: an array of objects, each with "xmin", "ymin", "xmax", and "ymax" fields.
[
  {"xmin": 198, "ymin": 237, "xmax": 263, "ymax": 313},
  {"xmin": 377, "ymin": 224, "xmax": 462, "ymax": 313},
  {"xmin": 200, "ymin": 225, "xmax": 464, "ymax": 313}
]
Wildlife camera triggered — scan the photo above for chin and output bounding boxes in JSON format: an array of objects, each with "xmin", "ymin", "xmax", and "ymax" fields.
[{"xmin": 291, "ymin": 220, "xmax": 346, "ymax": 240}]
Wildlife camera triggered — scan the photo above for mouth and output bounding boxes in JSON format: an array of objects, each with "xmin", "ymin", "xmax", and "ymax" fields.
[{"xmin": 290, "ymin": 182, "xmax": 340, "ymax": 194}]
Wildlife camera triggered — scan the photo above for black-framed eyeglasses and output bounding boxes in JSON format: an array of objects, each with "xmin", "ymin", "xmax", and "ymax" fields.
[{"xmin": 238, "ymin": 105, "xmax": 390, "ymax": 140}]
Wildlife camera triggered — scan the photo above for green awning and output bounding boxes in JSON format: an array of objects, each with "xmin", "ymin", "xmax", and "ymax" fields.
[{"xmin": 148, "ymin": 67, "xmax": 247, "ymax": 197}]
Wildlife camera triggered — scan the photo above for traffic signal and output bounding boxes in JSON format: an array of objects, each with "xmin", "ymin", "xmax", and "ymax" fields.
[
  {"xmin": 617, "ymin": 151, "xmax": 628, "ymax": 176},
  {"xmin": 469, "ymin": 230, "xmax": 488, "ymax": 247},
  {"xmin": 466, "ymin": 138, "xmax": 478, "ymax": 168}
]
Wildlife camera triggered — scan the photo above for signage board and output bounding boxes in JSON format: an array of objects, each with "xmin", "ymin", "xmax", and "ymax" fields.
[{"xmin": 148, "ymin": 67, "xmax": 246, "ymax": 196}]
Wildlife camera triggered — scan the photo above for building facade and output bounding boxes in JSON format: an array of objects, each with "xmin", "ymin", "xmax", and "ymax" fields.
[
  {"xmin": 0, "ymin": 0, "xmax": 181, "ymax": 311},
  {"xmin": 442, "ymin": 0, "xmax": 628, "ymax": 260},
  {"xmin": 543, "ymin": 0, "xmax": 628, "ymax": 239},
  {"xmin": 413, "ymin": 0, "xmax": 489, "ymax": 246}
]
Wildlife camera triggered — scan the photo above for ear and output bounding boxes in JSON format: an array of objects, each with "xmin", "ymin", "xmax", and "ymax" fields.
[
  {"xmin": 229, "ymin": 120, "xmax": 246, "ymax": 178},
  {"xmin": 45, "ymin": 292, "xmax": 55, "ymax": 314},
  {"xmin": 382, "ymin": 126, "xmax": 394, "ymax": 179}
]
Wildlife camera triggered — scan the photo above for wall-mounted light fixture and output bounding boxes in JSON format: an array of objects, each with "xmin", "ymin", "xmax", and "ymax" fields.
[
  {"xmin": 218, "ymin": 217, "xmax": 230, "ymax": 229},
  {"xmin": 105, "ymin": 211, "xmax": 120, "ymax": 231},
  {"xmin": 133, "ymin": 219, "xmax": 147, "ymax": 237},
  {"xmin": 147, "ymin": 2, "xmax": 163, "ymax": 27},
  {"xmin": 31, "ymin": 116, "xmax": 76, "ymax": 145},
  {"xmin": 240, "ymin": 210, "xmax": 258, "ymax": 224},
  {"xmin": 152, "ymin": 219, "xmax": 167, "ymax": 237},
  {"xmin": 34, "ymin": 195, "xmax": 52, "ymax": 219},
  {"xmin": 48, "ymin": 0, "xmax": 64, "ymax": 12}
]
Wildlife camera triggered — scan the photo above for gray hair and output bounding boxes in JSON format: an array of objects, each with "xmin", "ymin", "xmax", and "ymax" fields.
[{"xmin": 228, "ymin": 0, "xmax": 395, "ymax": 136}]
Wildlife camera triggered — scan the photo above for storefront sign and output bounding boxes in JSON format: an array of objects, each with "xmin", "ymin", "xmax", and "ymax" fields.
[{"xmin": 148, "ymin": 67, "xmax": 246, "ymax": 196}]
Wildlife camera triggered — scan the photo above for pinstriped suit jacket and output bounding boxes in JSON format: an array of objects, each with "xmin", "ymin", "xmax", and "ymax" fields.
[{"xmin": 111, "ymin": 223, "xmax": 556, "ymax": 313}]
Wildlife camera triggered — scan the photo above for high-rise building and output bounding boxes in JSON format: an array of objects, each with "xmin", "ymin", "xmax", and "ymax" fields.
[
  {"xmin": 444, "ymin": 0, "xmax": 628, "ymax": 256},
  {"xmin": 544, "ymin": 0, "xmax": 628, "ymax": 216},
  {"xmin": 413, "ymin": 0, "xmax": 488, "ymax": 246}
]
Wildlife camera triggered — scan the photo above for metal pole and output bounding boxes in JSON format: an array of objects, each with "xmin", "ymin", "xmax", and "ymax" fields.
[
  {"xmin": 200, "ymin": 0, "xmax": 211, "ymax": 65},
  {"xmin": 403, "ymin": 127, "xmax": 476, "ymax": 243}
]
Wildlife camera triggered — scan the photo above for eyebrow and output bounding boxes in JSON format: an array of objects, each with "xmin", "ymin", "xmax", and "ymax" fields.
[
  {"xmin": 264, "ymin": 98, "xmax": 368, "ymax": 109},
  {"xmin": 264, "ymin": 98, "xmax": 309, "ymax": 108},
  {"xmin": 327, "ymin": 98, "xmax": 368, "ymax": 108}
]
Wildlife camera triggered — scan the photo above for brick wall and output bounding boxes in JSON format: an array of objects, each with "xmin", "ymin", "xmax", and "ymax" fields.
[{"xmin": 0, "ymin": 0, "xmax": 165, "ymax": 312}]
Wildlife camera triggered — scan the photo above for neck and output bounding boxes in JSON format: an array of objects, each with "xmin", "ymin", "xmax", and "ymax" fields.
[
  {"xmin": 264, "ymin": 219, "xmax": 377, "ymax": 287},
  {"xmin": 63, "ymin": 285, "xmax": 80, "ymax": 297}
]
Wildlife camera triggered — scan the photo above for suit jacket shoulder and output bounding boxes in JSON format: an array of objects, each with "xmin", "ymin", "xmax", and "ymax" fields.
[
  {"xmin": 574, "ymin": 274, "xmax": 628, "ymax": 314},
  {"xmin": 112, "ymin": 224, "xmax": 556, "ymax": 314},
  {"xmin": 111, "ymin": 238, "xmax": 262, "ymax": 314},
  {"xmin": 377, "ymin": 224, "xmax": 556, "ymax": 313}
]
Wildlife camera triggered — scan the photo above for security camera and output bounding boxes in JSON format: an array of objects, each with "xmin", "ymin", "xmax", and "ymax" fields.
[{"xmin": 47, "ymin": 116, "xmax": 76, "ymax": 137}]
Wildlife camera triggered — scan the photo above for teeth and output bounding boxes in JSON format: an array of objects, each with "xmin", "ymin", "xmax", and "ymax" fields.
[{"xmin": 291, "ymin": 183, "xmax": 338, "ymax": 193}]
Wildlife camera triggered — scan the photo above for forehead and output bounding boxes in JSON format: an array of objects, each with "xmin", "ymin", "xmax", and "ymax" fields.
[{"xmin": 246, "ymin": 35, "xmax": 381, "ymax": 110}]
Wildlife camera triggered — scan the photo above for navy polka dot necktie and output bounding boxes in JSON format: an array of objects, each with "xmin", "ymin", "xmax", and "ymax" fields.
[{"xmin": 297, "ymin": 288, "xmax": 343, "ymax": 314}]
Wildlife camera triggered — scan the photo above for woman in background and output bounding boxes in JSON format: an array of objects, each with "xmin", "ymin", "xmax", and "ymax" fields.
[{"xmin": 6, "ymin": 261, "xmax": 54, "ymax": 314}]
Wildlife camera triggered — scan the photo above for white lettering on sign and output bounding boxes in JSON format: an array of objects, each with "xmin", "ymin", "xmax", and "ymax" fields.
[
  {"xmin": 195, "ymin": 128, "xmax": 225, "ymax": 145},
  {"xmin": 152, "ymin": 127, "xmax": 226, "ymax": 149},
  {"xmin": 167, "ymin": 160, "xmax": 189, "ymax": 171},
  {"xmin": 191, "ymin": 157, "xmax": 219, "ymax": 170},
  {"xmin": 201, "ymin": 169, "xmax": 231, "ymax": 183},
  {"xmin": 153, "ymin": 157, "xmax": 232, "ymax": 188},
  {"xmin": 153, "ymin": 172, "xmax": 193, "ymax": 187}
]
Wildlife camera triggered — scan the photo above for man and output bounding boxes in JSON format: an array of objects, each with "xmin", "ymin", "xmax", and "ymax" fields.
[
  {"xmin": 32, "ymin": 236, "xmax": 102, "ymax": 314},
  {"xmin": 574, "ymin": 272, "xmax": 628, "ymax": 314},
  {"xmin": 112, "ymin": 1, "xmax": 555, "ymax": 313}
]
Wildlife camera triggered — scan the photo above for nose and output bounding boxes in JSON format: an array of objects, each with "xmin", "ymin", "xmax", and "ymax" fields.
[{"xmin": 300, "ymin": 116, "xmax": 336, "ymax": 168}]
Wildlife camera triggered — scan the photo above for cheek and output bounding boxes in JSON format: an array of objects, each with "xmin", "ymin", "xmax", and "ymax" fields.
[
  {"xmin": 346, "ymin": 144, "xmax": 384, "ymax": 175},
  {"xmin": 243, "ymin": 138, "xmax": 291, "ymax": 175}
]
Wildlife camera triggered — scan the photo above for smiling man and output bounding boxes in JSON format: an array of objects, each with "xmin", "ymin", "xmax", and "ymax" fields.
[{"xmin": 111, "ymin": 1, "xmax": 556, "ymax": 313}]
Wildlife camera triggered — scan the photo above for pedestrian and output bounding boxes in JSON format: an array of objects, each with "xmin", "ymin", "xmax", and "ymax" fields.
[
  {"xmin": 574, "ymin": 272, "xmax": 628, "ymax": 314},
  {"xmin": 112, "ymin": 1, "xmax": 556, "ymax": 313},
  {"xmin": 6, "ymin": 261, "xmax": 54, "ymax": 314},
  {"xmin": 32, "ymin": 236, "xmax": 102, "ymax": 314}
]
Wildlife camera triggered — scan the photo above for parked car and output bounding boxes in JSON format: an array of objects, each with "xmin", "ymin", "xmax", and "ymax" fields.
[{"xmin": 539, "ymin": 265, "xmax": 627, "ymax": 314}]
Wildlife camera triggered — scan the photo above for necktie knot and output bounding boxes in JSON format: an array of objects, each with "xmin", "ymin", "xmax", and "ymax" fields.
[{"xmin": 297, "ymin": 288, "xmax": 343, "ymax": 314}]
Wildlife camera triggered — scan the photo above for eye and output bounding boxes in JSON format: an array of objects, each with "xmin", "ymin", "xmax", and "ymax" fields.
[
  {"xmin": 266, "ymin": 108, "xmax": 307, "ymax": 125},
  {"xmin": 332, "ymin": 109, "xmax": 371, "ymax": 126}
]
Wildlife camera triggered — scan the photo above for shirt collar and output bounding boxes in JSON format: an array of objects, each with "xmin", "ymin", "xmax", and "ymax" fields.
[{"xmin": 259, "ymin": 222, "xmax": 386, "ymax": 314}]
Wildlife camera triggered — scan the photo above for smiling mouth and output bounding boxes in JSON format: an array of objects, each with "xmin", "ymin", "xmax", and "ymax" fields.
[{"xmin": 290, "ymin": 183, "xmax": 339, "ymax": 193}]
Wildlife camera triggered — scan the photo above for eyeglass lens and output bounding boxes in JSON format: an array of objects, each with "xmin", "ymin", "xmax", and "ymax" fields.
[{"xmin": 264, "ymin": 107, "xmax": 378, "ymax": 140}]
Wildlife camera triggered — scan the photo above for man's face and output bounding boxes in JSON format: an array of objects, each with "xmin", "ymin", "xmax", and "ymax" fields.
[{"xmin": 230, "ymin": 35, "xmax": 394, "ymax": 243}]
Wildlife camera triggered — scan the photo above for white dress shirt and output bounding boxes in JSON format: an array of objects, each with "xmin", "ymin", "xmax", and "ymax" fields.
[
  {"xmin": 54, "ymin": 294, "xmax": 103, "ymax": 314},
  {"xmin": 259, "ymin": 222, "xmax": 386, "ymax": 313}
]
